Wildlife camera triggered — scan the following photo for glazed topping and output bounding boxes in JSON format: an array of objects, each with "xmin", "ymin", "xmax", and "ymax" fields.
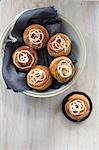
[
  {"xmin": 57, "ymin": 58, "xmax": 72, "ymax": 78},
  {"xmin": 69, "ymin": 100, "xmax": 86, "ymax": 115},
  {"xmin": 17, "ymin": 52, "xmax": 29, "ymax": 63},
  {"xmin": 28, "ymin": 29, "xmax": 44, "ymax": 47},
  {"xmin": 13, "ymin": 50, "xmax": 34, "ymax": 69},
  {"xmin": 28, "ymin": 69, "xmax": 46, "ymax": 85},
  {"xmin": 51, "ymin": 35, "xmax": 67, "ymax": 52}
]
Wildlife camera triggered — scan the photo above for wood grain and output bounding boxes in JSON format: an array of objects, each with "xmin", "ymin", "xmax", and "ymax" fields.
[{"xmin": 0, "ymin": 1, "xmax": 99, "ymax": 150}]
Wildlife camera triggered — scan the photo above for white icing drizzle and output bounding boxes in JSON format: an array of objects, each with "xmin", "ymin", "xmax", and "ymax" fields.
[
  {"xmin": 51, "ymin": 35, "xmax": 67, "ymax": 52},
  {"xmin": 28, "ymin": 29, "xmax": 44, "ymax": 47},
  {"xmin": 69, "ymin": 100, "xmax": 86, "ymax": 115},
  {"xmin": 57, "ymin": 58, "xmax": 72, "ymax": 78},
  {"xmin": 13, "ymin": 50, "xmax": 34, "ymax": 69},
  {"xmin": 17, "ymin": 52, "xmax": 29, "ymax": 63},
  {"xmin": 28, "ymin": 69, "xmax": 46, "ymax": 85}
]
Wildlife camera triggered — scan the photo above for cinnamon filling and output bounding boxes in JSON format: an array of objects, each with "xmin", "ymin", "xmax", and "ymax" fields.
[
  {"xmin": 69, "ymin": 100, "xmax": 86, "ymax": 116},
  {"xmin": 13, "ymin": 50, "xmax": 34, "ymax": 69},
  {"xmin": 28, "ymin": 29, "xmax": 44, "ymax": 48},
  {"xmin": 28, "ymin": 69, "xmax": 46, "ymax": 85},
  {"xmin": 57, "ymin": 58, "xmax": 72, "ymax": 78},
  {"xmin": 50, "ymin": 35, "xmax": 68, "ymax": 52}
]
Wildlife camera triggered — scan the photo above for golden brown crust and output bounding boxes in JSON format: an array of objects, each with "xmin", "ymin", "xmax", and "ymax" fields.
[
  {"xmin": 12, "ymin": 46, "xmax": 38, "ymax": 71},
  {"xmin": 50, "ymin": 56, "xmax": 75, "ymax": 83},
  {"xmin": 47, "ymin": 33, "xmax": 71, "ymax": 57},
  {"xmin": 27, "ymin": 65, "xmax": 52, "ymax": 91},
  {"xmin": 65, "ymin": 94, "xmax": 90, "ymax": 121},
  {"xmin": 23, "ymin": 24, "xmax": 49, "ymax": 49}
]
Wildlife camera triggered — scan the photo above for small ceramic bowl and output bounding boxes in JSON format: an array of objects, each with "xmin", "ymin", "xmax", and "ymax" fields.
[{"xmin": 0, "ymin": 9, "xmax": 86, "ymax": 98}]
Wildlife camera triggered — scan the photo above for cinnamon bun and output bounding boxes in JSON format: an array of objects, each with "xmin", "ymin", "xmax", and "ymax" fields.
[
  {"xmin": 47, "ymin": 33, "xmax": 71, "ymax": 57},
  {"xmin": 12, "ymin": 46, "xmax": 38, "ymax": 71},
  {"xmin": 23, "ymin": 24, "xmax": 49, "ymax": 50},
  {"xmin": 27, "ymin": 65, "xmax": 52, "ymax": 91},
  {"xmin": 50, "ymin": 56, "xmax": 75, "ymax": 83},
  {"xmin": 62, "ymin": 92, "xmax": 92, "ymax": 122}
]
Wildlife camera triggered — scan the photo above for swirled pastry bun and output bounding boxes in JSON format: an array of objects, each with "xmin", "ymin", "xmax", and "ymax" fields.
[
  {"xmin": 12, "ymin": 46, "xmax": 38, "ymax": 71},
  {"xmin": 27, "ymin": 65, "xmax": 52, "ymax": 91},
  {"xmin": 23, "ymin": 24, "xmax": 49, "ymax": 50},
  {"xmin": 50, "ymin": 56, "xmax": 75, "ymax": 83},
  {"xmin": 47, "ymin": 33, "xmax": 71, "ymax": 57},
  {"xmin": 62, "ymin": 92, "xmax": 92, "ymax": 122}
]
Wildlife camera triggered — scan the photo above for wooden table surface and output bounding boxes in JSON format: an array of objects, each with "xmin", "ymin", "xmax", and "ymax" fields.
[{"xmin": 0, "ymin": 1, "xmax": 99, "ymax": 150}]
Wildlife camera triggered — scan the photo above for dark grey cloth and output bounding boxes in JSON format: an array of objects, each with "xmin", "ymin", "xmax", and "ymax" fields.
[
  {"xmin": 2, "ymin": 6, "xmax": 77, "ymax": 92},
  {"xmin": 11, "ymin": 6, "xmax": 61, "ymax": 43}
]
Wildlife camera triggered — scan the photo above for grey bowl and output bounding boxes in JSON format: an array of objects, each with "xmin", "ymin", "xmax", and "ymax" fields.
[{"xmin": 0, "ymin": 10, "xmax": 86, "ymax": 98}]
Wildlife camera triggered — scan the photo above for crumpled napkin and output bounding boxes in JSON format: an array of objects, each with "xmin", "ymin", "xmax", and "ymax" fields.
[{"xmin": 2, "ymin": 6, "xmax": 77, "ymax": 92}]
